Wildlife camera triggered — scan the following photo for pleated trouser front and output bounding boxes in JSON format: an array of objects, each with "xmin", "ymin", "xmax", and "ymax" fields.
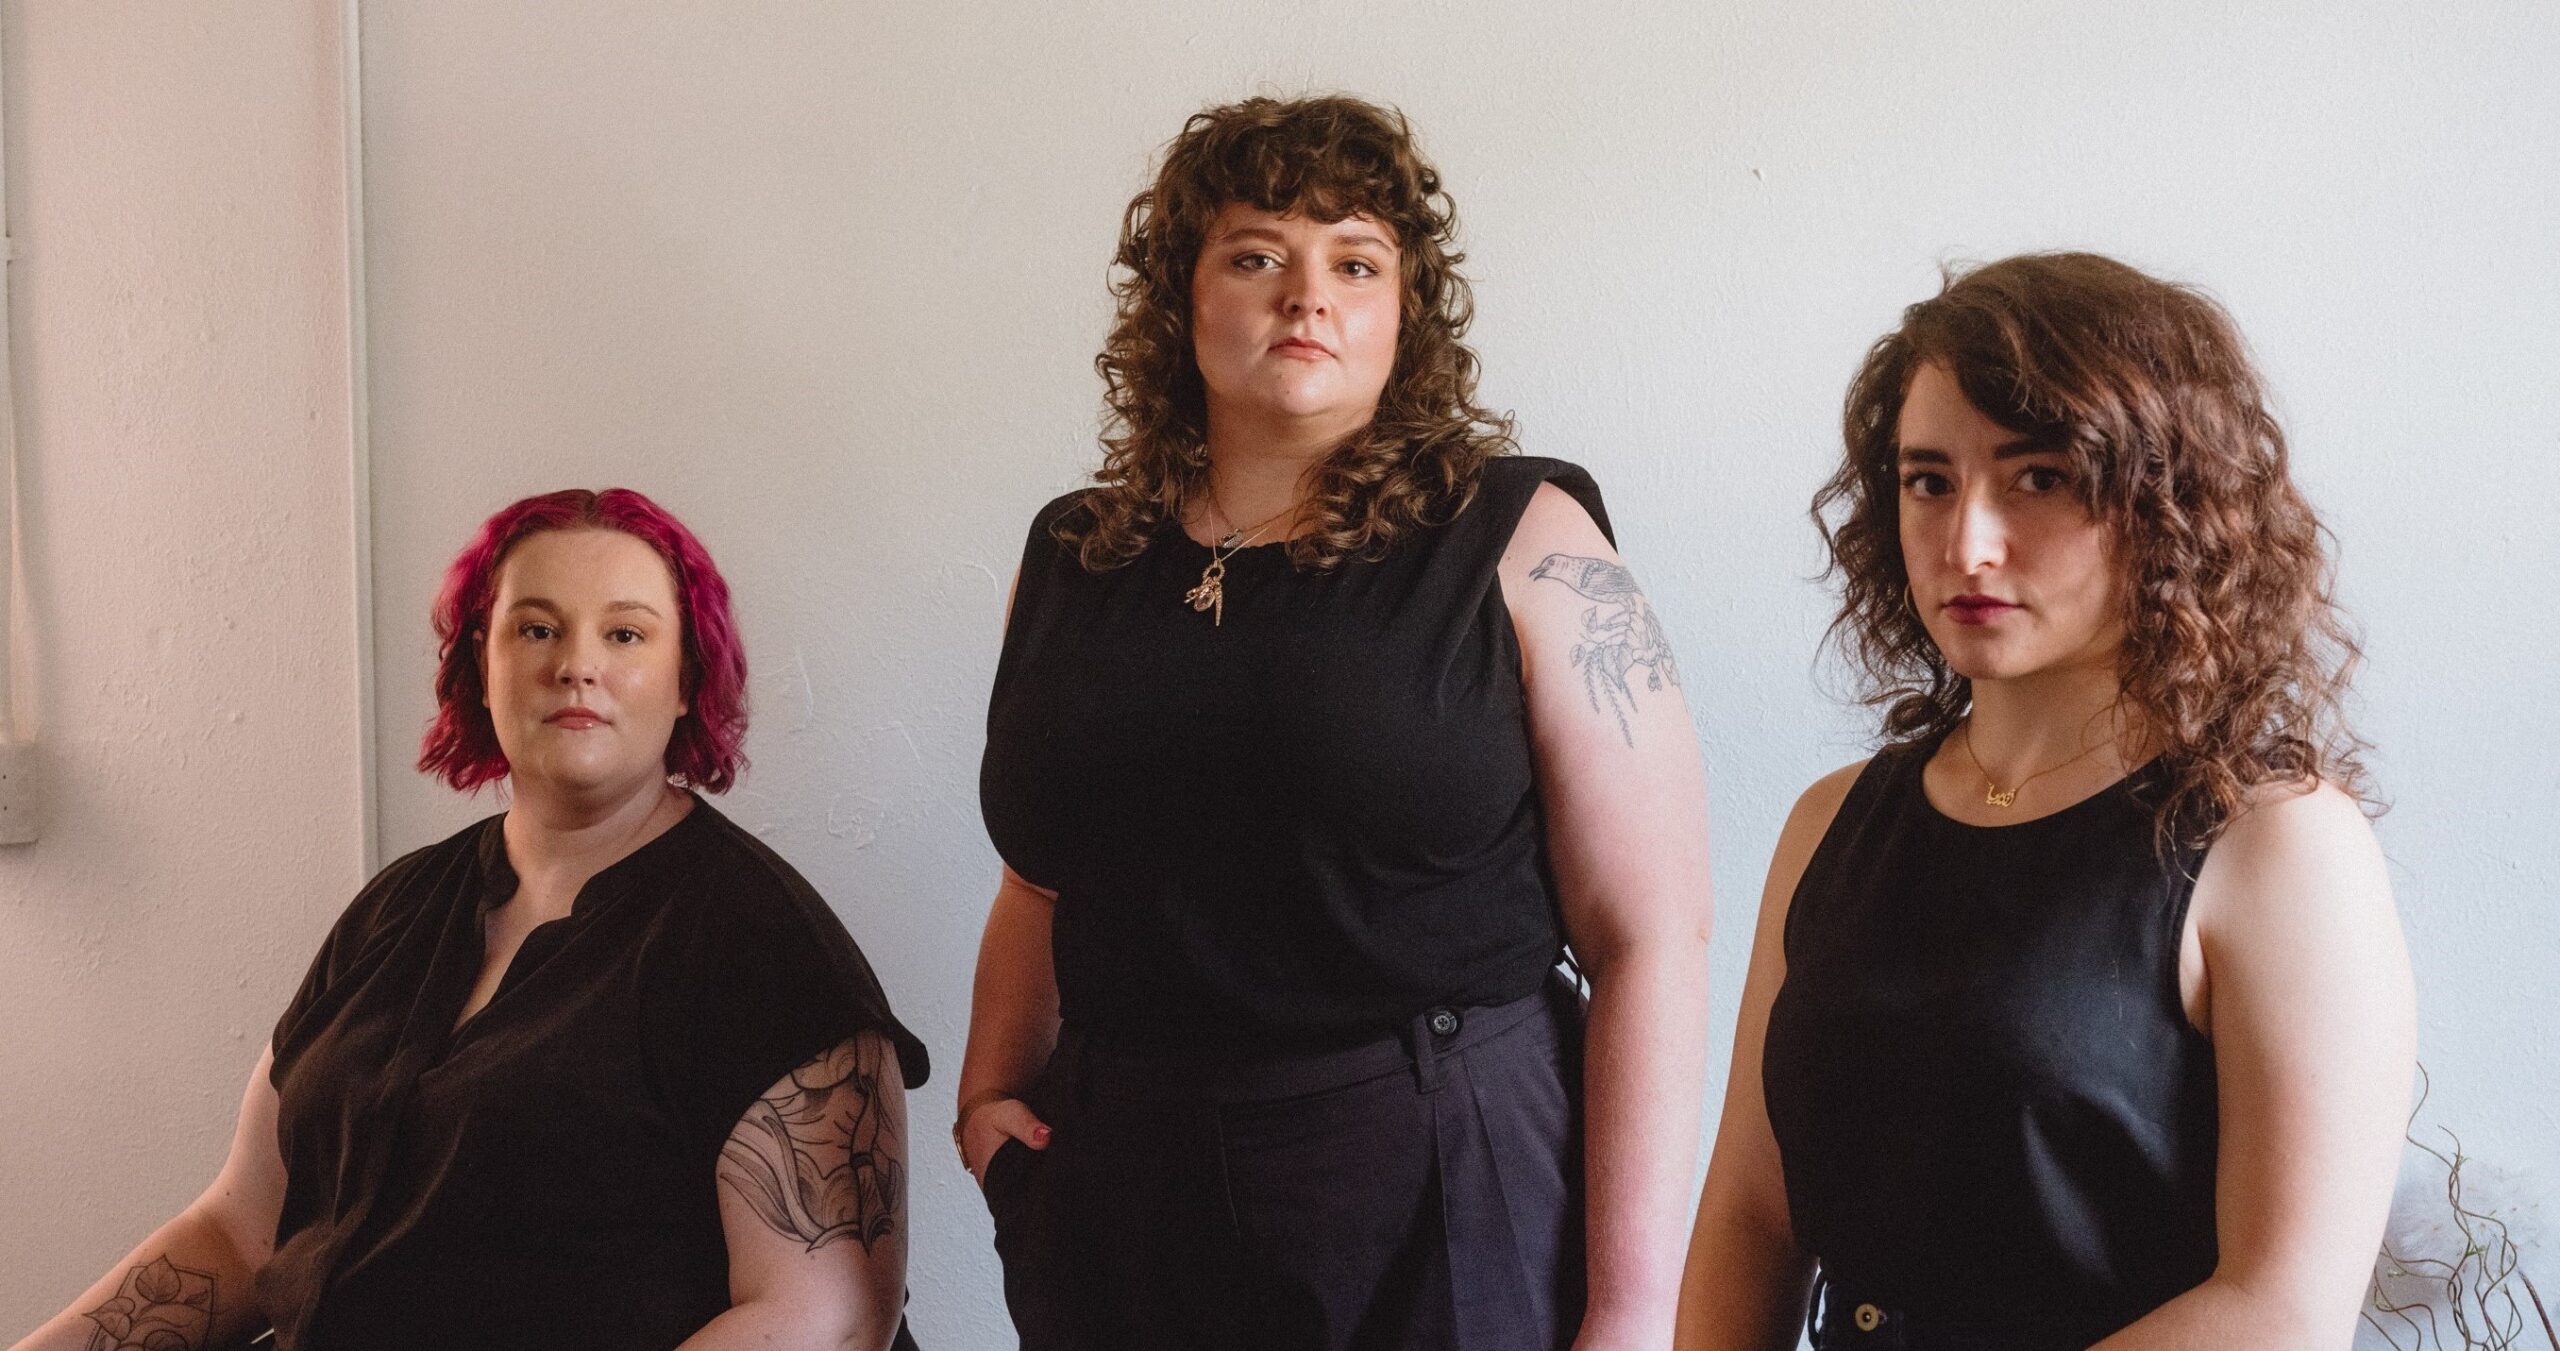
[{"xmin": 981, "ymin": 974, "xmax": 1588, "ymax": 1351}]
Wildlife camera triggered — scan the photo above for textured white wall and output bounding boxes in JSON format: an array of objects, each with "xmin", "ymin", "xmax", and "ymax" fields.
[
  {"xmin": 0, "ymin": 0, "xmax": 362, "ymax": 1332},
  {"xmin": 65, "ymin": 0, "xmax": 2534, "ymax": 1344}
]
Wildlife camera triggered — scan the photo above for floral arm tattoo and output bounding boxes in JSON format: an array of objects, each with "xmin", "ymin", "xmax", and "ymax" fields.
[
  {"xmin": 82, "ymin": 1255, "xmax": 219, "ymax": 1351},
  {"xmin": 1529, "ymin": 553, "xmax": 1682, "ymax": 747},
  {"xmin": 718, "ymin": 1035, "xmax": 905, "ymax": 1254}
]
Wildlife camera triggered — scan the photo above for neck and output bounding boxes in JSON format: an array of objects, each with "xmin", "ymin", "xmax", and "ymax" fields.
[
  {"xmin": 1962, "ymin": 659, "xmax": 2144, "ymax": 776},
  {"xmin": 500, "ymin": 774, "xmax": 691, "ymax": 907},
  {"xmin": 1194, "ymin": 403, "xmax": 1367, "ymax": 537}
]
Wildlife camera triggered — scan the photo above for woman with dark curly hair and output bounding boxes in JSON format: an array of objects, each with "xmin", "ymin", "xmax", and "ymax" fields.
[
  {"xmin": 9, "ymin": 489, "xmax": 927, "ymax": 1351},
  {"xmin": 1675, "ymin": 254, "xmax": 2414, "ymax": 1350},
  {"xmin": 963, "ymin": 95, "xmax": 1714, "ymax": 1350}
]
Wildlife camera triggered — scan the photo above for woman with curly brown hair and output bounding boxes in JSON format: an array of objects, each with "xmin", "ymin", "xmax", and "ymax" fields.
[
  {"xmin": 1675, "ymin": 253, "xmax": 2414, "ymax": 1350},
  {"xmin": 959, "ymin": 95, "xmax": 1714, "ymax": 1350}
]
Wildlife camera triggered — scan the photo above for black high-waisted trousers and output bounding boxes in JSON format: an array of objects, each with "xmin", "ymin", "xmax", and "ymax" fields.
[{"xmin": 980, "ymin": 973, "xmax": 1588, "ymax": 1351}]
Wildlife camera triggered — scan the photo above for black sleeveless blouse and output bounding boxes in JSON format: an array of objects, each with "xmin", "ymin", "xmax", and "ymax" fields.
[
  {"xmin": 1762, "ymin": 744, "xmax": 2220, "ymax": 1345},
  {"xmin": 980, "ymin": 456, "xmax": 1610, "ymax": 1053}
]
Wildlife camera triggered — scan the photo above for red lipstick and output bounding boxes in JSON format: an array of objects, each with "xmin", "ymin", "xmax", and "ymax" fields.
[{"xmin": 1943, "ymin": 594, "xmax": 2019, "ymax": 626}]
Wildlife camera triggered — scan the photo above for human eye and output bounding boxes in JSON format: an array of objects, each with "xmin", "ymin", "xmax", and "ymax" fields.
[
  {"xmin": 2016, "ymin": 464, "xmax": 2072, "ymax": 494},
  {"xmin": 1899, "ymin": 469, "xmax": 1952, "ymax": 499},
  {"xmin": 516, "ymin": 621, "xmax": 556, "ymax": 641},
  {"xmin": 606, "ymin": 626, "xmax": 645, "ymax": 645},
  {"xmin": 1231, "ymin": 250, "xmax": 1281, "ymax": 273},
  {"xmin": 1338, "ymin": 256, "xmax": 1383, "ymax": 279}
]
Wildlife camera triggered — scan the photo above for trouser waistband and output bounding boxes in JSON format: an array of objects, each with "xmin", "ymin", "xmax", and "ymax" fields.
[
  {"xmin": 1809, "ymin": 1270, "xmax": 2087, "ymax": 1351},
  {"xmin": 1056, "ymin": 975, "xmax": 1577, "ymax": 1105}
]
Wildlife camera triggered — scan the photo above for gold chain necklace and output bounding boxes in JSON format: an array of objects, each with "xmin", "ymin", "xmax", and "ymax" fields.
[
  {"xmin": 1181, "ymin": 481, "xmax": 1294, "ymax": 627},
  {"xmin": 1959, "ymin": 720, "xmax": 2110, "ymax": 808}
]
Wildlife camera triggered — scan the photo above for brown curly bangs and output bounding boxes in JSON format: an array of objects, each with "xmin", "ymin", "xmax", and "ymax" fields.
[
  {"xmin": 1058, "ymin": 94, "xmax": 1516, "ymax": 571},
  {"xmin": 1815, "ymin": 252, "xmax": 2372, "ymax": 846}
]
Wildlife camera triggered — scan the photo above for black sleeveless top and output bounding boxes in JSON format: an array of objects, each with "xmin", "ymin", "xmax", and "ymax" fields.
[
  {"xmin": 980, "ymin": 456, "xmax": 1610, "ymax": 1053},
  {"xmin": 1762, "ymin": 744, "xmax": 2219, "ymax": 1345}
]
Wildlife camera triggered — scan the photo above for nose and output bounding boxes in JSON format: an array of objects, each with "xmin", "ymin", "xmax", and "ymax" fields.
[
  {"xmin": 1280, "ymin": 261, "xmax": 1329, "ymax": 318},
  {"xmin": 1945, "ymin": 483, "xmax": 2007, "ymax": 578},
  {"xmin": 553, "ymin": 631, "xmax": 602, "ymax": 687}
]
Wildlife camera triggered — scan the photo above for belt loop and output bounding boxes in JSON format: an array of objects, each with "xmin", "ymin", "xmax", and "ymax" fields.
[{"xmin": 1409, "ymin": 1009, "xmax": 1444, "ymax": 1093}]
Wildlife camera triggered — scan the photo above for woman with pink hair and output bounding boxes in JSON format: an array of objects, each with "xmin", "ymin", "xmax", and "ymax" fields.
[{"xmin": 8, "ymin": 489, "xmax": 928, "ymax": 1351}]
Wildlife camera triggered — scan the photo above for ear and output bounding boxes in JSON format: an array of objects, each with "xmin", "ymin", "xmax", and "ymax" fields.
[{"xmin": 474, "ymin": 628, "xmax": 490, "ymax": 708}]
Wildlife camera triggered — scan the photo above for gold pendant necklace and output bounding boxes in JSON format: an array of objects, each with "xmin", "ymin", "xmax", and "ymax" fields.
[
  {"xmin": 1960, "ymin": 721, "xmax": 2108, "ymax": 808},
  {"xmin": 1183, "ymin": 478, "xmax": 1293, "ymax": 627}
]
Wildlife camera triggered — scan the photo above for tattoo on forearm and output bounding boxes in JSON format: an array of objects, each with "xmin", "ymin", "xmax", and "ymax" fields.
[
  {"xmin": 719, "ymin": 1035, "xmax": 904, "ymax": 1254},
  {"xmin": 1529, "ymin": 553, "xmax": 1681, "ymax": 747},
  {"xmin": 82, "ymin": 1255, "xmax": 218, "ymax": 1351}
]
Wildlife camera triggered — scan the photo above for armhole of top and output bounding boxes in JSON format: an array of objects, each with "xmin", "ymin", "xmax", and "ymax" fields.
[
  {"xmin": 1482, "ymin": 455, "xmax": 1615, "ymax": 552},
  {"xmin": 1480, "ymin": 458, "xmax": 1614, "ymax": 695},
  {"xmin": 1776, "ymin": 752, "xmax": 1903, "ymax": 959},
  {"xmin": 1001, "ymin": 490, "xmax": 1090, "ymax": 641},
  {"xmin": 2159, "ymin": 821, "xmax": 2215, "ymax": 1041}
]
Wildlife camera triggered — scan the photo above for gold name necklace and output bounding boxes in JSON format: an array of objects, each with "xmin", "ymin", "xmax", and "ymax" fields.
[
  {"xmin": 1182, "ymin": 479, "xmax": 1294, "ymax": 627},
  {"xmin": 1959, "ymin": 720, "xmax": 2110, "ymax": 808}
]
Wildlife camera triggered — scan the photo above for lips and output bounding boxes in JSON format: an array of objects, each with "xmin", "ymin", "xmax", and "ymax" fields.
[
  {"xmin": 545, "ymin": 707, "xmax": 609, "ymax": 729},
  {"xmin": 1269, "ymin": 337, "xmax": 1332, "ymax": 358},
  {"xmin": 1942, "ymin": 595, "xmax": 2019, "ymax": 626}
]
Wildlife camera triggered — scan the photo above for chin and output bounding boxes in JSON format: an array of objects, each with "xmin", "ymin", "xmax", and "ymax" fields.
[
  {"xmin": 1931, "ymin": 634, "xmax": 2043, "ymax": 684},
  {"xmin": 510, "ymin": 754, "xmax": 654, "ymax": 801}
]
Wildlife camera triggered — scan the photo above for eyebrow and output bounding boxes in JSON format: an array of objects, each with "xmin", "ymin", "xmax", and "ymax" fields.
[
  {"xmin": 1896, "ymin": 437, "xmax": 2063, "ymax": 463},
  {"xmin": 503, "ymin": 598, "xmax": 667, "ymax": 618},
  {"xmin": 1215, "ymin": 224, "xmax": 1398, "ymax": 253}
]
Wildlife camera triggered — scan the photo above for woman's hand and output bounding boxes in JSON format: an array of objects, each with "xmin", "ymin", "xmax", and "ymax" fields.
[{"xmin": 958, "ymin": 1095, "xmax": 1052, "ymax": 1184}]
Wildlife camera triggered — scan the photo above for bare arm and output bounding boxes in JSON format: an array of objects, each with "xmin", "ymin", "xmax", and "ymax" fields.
[
  {"xmin": 1503, "ymin": 483, "xmax": 1716, "ymax": 1351},
  {"xmin": 953, "ymin": 867, "xmax": 1063, "ymax": 1178},
  {"xmin": 1673, "ymin": 764, "xmax": 1864, "ymax": 1350},
  {"xmin": 679, "ymin": 1033, "xmax": 909, "ymax": 1351},
  {"xmin": 953, "ymin": 566, "xmax": 1062, "ymax": 1179},
  {"xmin": 9, "ymin": 1048, "xmax": 287, "ymax": 1351},
  {"xmin": 2089, "ymin": 783, "xmax": 2415, "ymax": 1350}
]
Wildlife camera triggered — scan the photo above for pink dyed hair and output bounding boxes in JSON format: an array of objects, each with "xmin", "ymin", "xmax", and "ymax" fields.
[{"xmin": 418, "ymin": 488, "xmax": 750, "ymax": 794}]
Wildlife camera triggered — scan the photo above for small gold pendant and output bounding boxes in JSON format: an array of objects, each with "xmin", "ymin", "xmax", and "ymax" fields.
[
  {"xmin": 1185, "ymin": 560, "xmax": 1227, "ymax": 625},
  {"xmin": 1984, "ymin": 784, "xmax": 2019, "ymax": 808}
]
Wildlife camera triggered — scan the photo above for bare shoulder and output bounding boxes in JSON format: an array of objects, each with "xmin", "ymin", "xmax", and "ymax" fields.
[
  {"xmin": 2203, "ymin": 778, "xmax": 2382, "ymax": 881},
  {"xmin": 1502, "ymin": 480, "xmax": 1615, "ymax": 572},
  {"xmin": 2194, "ymin": 777, "xmax": 2392, "ymax": 937}
]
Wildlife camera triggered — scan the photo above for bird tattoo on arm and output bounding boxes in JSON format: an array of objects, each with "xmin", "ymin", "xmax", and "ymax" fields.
[{"xmin": 1529, "ymin": 553, "xmax": 1681, "ymax": 747}]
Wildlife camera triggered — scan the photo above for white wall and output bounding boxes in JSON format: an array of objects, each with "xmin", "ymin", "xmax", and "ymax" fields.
[
  {"xmin": 353, "ymin": 3, "xmax": 2560, "ymax": 1342},
  {"xmin": 3, "ymin": 0, "xmax": 2549, "ymax": 1343},
  {"xmin": 0, "ymin": 0, "xmax": 363, "ymax": 1331}
]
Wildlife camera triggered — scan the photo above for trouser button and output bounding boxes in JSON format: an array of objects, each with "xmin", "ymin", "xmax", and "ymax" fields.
[{"xmin": 1427, "ymin": 1009, "xmax": 1461, "ymax": 1037}]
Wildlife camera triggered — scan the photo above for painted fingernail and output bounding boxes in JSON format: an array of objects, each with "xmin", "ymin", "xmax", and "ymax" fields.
[{"xmin": 1033, "ymin": 1125, "xmax": 1051, "ymax": 1145}]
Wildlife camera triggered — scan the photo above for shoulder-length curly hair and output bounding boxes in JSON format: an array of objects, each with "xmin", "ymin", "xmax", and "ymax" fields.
[
  {"xmin": 1057, "ymin": 93, "xmax": 1517, "ymax": 571},
  {"xmin": 418, "ymin": 488, "xmax": 749, "ymax": 794},
  {"xmin": 1815, "ymin": 252, "xmax": 2371, "ymax": 845}
]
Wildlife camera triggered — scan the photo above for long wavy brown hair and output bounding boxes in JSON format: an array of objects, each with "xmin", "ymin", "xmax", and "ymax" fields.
[
  {"xmin": 1056, "ymin": 94, "xmax": 1517, "ymax": 571},
  {"xmin": 1815, "ymin": 252, "xmax": 2372, "ymax": 846}
]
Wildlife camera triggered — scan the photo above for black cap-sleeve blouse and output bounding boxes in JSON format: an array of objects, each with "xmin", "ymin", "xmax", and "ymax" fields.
[{"xmin": 257, "ymin": 797, "xmax": 927, "ymax": 1350}]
